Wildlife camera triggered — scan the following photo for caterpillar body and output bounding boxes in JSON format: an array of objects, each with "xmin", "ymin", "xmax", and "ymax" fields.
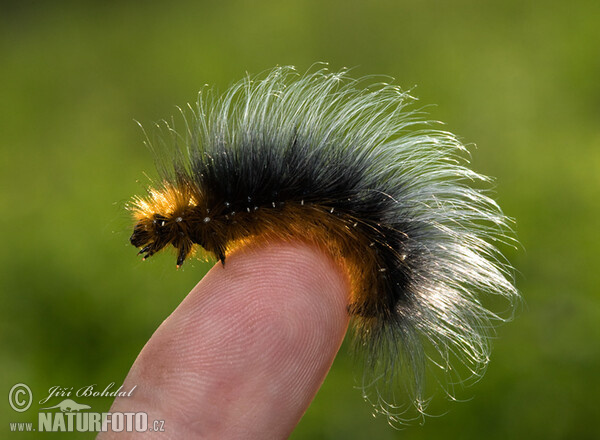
[{"xmin": 129, "ymin": 66, "xmax": 518, "ymax": 422}]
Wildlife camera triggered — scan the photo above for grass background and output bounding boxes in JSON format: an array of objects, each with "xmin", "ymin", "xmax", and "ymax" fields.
[{"xmin": 1, "ymin": 0, "xmax": 598, "ymax": 438}]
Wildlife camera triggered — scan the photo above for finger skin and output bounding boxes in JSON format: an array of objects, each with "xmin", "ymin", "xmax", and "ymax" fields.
[{"xmin": 99, "ymin": 241, "xmax": 350, "ymax": 439}]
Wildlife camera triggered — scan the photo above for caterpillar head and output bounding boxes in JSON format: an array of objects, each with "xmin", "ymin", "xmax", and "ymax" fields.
[
  {"xmin": 129, "ymin": 183, "xmax": 203, "ymax": 267},
  {"xmin": 130, "ymin": 213, "xmax": 196, "ymax": 267}
]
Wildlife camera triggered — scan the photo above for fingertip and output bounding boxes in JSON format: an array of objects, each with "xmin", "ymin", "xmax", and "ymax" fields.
[{"xmin": 105, "ymin": 241, "xmax": 350, "ymax": 439}]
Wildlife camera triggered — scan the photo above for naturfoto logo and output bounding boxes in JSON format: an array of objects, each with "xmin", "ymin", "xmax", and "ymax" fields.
[{"xmin": 8, "ymin": 382, "xmax": 164, "ymax": 434}]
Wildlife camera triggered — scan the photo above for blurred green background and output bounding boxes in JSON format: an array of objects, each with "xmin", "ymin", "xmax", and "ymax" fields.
[{"xmin": 1, "ymin": 0, "xmax": 598, "ymax": 438}]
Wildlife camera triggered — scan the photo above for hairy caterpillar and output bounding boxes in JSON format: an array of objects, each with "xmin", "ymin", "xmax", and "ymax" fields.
[{"xmin": 128, "ymin": 66, "xmax": 518, "ymax": 422}]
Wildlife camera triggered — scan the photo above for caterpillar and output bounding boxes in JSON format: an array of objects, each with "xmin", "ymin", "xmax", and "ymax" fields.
[{"xmin": 128, "ymin": 66, "xmax": 518, "ymax": 422}]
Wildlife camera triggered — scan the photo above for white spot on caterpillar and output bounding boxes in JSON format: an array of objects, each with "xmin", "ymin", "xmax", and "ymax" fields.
[
  {"xmin": 330, "ymin": 207, "xmax": 335, "ymax": 213},
  {"xmin": 272, "ymin": 202, "xmax": 276, "ymax": 208},
  {"xmin": 203, "ymin": 217, "xmax": 211, "ymax": 223},
  {"xmin": 175, "ymin": 217, "xmax": 183, "ymax": 222},
  {"xmin": 254, "ymin": 206, "xmax": 258, "ymax": 211},
  {"xmin": 247, "ymin": 207, "xmax": 251, "ymax": 212},
  {"xmin": 369, "ymin": 242, "xmax": 375, "ymax": 247},
  {"xmin": 300, "ymin": 200, "xmax": 304, "ymax": 205},
  {"xmin": 379, "ymin": 268, "xmax": 387, "ymax": 272},
  {"xmin": 224, "ymin": 202, "xmax": 231, "ymax": 207},
  {"xmin": 353, "ymin": 222, "xmax": 358, "ymax": 228}
]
